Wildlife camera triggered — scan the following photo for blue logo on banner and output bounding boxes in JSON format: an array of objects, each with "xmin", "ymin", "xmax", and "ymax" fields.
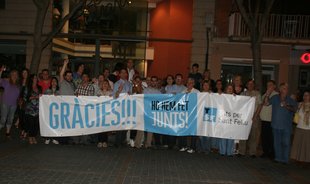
[
  {"xmin": 143, "ymin": 93, "xmax": 197, "ymax": 136},
  {"xmin": 203, "ymin": 107, "xmax": 217, "ymax": 123}
]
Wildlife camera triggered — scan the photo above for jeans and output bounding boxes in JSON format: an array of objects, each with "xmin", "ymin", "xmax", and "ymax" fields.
[
  {"xmin": 211, "ymin": 137, "xmax": 219, "ymax": 149},
  {"xmin": 199, "ymin": 136, "xmax": 212, "ymax": 153},
  {"xmin": 219, "ymin": 138, "xmax": 234, "ymax": 156},
  {"xmin": 273, "ymin": 128, "xmax": 291, "ymax": 163},
  {"xmin": 0, "ymin": 103, "xmax": 17, "ymax": 131}
]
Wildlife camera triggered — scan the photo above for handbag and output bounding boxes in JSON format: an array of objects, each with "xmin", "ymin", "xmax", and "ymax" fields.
[
  {"xmin": 293, "ymin": 103, "xmax": 302, "ymax": 124},
  {"xmin": 293, "ymin": 112, "xmax": 299, "ymax": 124}
]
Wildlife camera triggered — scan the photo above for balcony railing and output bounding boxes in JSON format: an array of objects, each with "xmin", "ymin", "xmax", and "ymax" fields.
[{"xmin": 229, "ymin": 13, "xmax": 310, "ymax": 41}]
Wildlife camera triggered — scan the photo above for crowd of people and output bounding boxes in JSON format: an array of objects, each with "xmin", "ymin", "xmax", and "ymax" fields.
[{"xmin": 0, "ymin": 60, "xmax": 309, "ymax": 164}]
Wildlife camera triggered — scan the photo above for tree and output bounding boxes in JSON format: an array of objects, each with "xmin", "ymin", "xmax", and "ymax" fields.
[
  {"xmin": 30, "ymin": 0, "xmax": 84, "ymax": 74},
  {"xmin": 235, "ymin": 0, "xmax": 275, "ymax": 92}
]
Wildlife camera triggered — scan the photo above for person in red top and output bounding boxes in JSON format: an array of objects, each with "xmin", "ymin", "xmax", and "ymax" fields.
[{"xmin": 38, "ymin": 69, "xmax": 51, "ymax": 93}]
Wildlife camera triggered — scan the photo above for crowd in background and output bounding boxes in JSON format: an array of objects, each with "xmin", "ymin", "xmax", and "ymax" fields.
[{"xmin": 0, "ymin": 59, "xmax": 309, "ymax": 164}]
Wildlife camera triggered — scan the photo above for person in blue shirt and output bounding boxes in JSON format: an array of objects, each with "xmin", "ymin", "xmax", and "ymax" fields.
[
  {"xmin": 113, "ymin": 68, "xmax": 132, "ymax": 147},
  {"xmin": 113, "ymin": 69, "xmax": 132, "ymax": 98},
  {"xmin": 265, "ymin": 83, "xmax": 297, "ymax": 163}
]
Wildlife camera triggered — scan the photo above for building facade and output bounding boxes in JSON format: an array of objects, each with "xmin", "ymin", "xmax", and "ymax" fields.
[{"xmin": 0, "ymin": 0, "xmax": 309, "ymax": 93}]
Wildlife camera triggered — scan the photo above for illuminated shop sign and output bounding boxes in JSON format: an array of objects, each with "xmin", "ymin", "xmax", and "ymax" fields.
[{"xmin": 300, "ymin": 52, "xmax": 310, "ymax": 64}]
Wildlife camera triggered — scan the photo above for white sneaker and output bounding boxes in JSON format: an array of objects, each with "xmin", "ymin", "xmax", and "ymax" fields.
[
  {"xmin": 45, "ymin": 139, "xmax": 50, "ymax": 145},
  {"xmin": 129, "ymin": 139, "xmax": 135, "ymax": 148},
  {"xmin": 179, "ymin": 147, "xmax": 188, "ymax": 152},
  {"xmin": 187, "ymin": 149, "xmax": 195, "ymax": 153},
  {"xmin": 97, "ymin": 142, "xmax": 103, "ymax": 148},
  {"xmin": 52, "ymin": 139, "xmax": 59, "ymax": 145},
  {"xmin": 102, "ymin": 142, "xmax": 108, "ymax": 148}
]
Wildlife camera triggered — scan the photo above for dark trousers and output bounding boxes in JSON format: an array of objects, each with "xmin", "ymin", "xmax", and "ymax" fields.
[
  {"xmin": 179, "ymin": 136, "xmax": 197, "ymax": 149},
  {"xmin": 261, "ymin": 121, "xmax": 274, "ymax": 158},
  {"xmin": 168, "ymin": 136, "xmax": 177, "ymax": 148},
  {"xmin": 153, "ymin": 133, "xmax": 161, "ymax": 146},
  {"xmin": 115, "ymin": 131, "xmax": 127, "ymax": 146},
  {"xmin": 25, "ymin": 114, "xmax": 39, "ymax": 137},
  {"xmin": 18, "ymin": 109, "xmax": 26, "ymax": 131},
  {"xmin": 98, "ymin": 132, "xmax": 108, "ymax": 143},
  {"xmin": 130, "ymin": 130, "xmax": 137, "ymax": 140}
]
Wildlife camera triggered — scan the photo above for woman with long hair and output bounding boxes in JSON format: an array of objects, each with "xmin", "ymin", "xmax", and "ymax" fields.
[
  {"xmin": 44, "ymin": 77, "xmax": 60, "ymax": 144},
  {"xmin": 199, "ymin": 80, "xmax": 212, "ymax": 154},
  {"xmin": 17, "ymin": 68, "xmax": 29, "ymax": 139},
  {"xmin": 0, "ymin": 66, "xmax": 20, "ymax": 137},
  {"xmin": 218, "ymin": 84, "xmax": 235, "ymax": 157},
  {"xmin": 24, "ymin": 74, "xmax": 42, "ymax": 144},
  {"xmin": 164, "ymin": 75, "xmax": 174, "ymax": 94},
  {"xmin": 291, "ymin": 90, "xmax": 310, "ymax": 163},
  {"xmin": 97, "ymin": 79, "xmax": 113, "ymax": 148}
]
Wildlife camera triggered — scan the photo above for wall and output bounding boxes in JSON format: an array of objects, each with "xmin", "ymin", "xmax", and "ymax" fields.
[
  {"xmin": 191, "ymin": 0, "xmax": 215, "ymax": 72},
  {"xmin": 214, "ymin": 0, "xmax": 232, "ymax": 37},
  {"xmin": 148, "ymin": 0, "xmax": 193, "ymax": 79},
  {"xmin": 0, "ymin": 0, "xmax": 52, "ymax": 72},
  {"xmin": 210, "ymin": 42, "xmax": 290, "ymax": 85}
]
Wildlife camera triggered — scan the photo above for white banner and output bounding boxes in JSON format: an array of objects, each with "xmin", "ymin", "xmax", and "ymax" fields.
[{"xmin": 39, "ymin": 93, "xmax": 255, "ymax": 140}]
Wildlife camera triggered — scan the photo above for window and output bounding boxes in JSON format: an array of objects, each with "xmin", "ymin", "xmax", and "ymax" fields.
[{"xmin": 0, "ymin": 0, "xmax": 5, "ymax": 9}]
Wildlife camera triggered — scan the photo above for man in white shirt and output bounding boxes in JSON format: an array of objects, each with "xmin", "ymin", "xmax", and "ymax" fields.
[
  {"xmin": 127, "ymin": 59, "xmax": 139, "ymax": 83},
  {"xmin": 144, "ymin": 76, "xmax": 162, "ymax": 148},
  {"xmin": 179, "ymin": 78, "xmax": 199, "ymax": 153},
  {"xmin": 260, "ymin": 80, "xmax": 278, "ymax": 158}
]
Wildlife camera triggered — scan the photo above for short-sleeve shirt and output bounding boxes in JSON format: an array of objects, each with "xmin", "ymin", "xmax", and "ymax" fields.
[
  {"xmin": 171, "ymin": 84, "xmax": 187, "ymax": 94},
  {"xmin": 113, "ymin": 79, "xmax": 132, "ymax": 97},
  {"xmin": 38, "ymin": 80, "xmax": 51, "ymax": 94},
  {"xmin": 0, "ymin": 79, "xmax": 20, "ymax": 106},
  {"xmin": 59, "ymin": 80, "xmax": 75, "ymax": 95},
  {"xmin": 269, "ymin": 95, "xmax": 297, "ymax": 132},
  {"xmin": 75, "ymin": 83, "xmax": 95, "ymax": 96}
]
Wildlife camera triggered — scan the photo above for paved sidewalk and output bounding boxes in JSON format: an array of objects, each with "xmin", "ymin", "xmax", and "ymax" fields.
[
  {"xmin": 0, "ymin": 127, "xmax": 309, "ymax": 184},
  {"xmin": 0, "ymin": 138, "xmax": 309, "ymax": 184}
]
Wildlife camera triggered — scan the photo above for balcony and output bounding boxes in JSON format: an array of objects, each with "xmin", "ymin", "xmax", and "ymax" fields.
[{"xmin": 229, "ymin": 13, "xmax": 310, "ymax": 44}]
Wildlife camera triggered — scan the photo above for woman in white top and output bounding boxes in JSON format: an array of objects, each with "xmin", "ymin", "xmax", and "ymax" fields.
[
  {"xmin": 291, "ymin": 91, "xmax": 310, "ymax": 162},
  {"xmin": 97, "ymin": 80, "xmax": 112, "ymax": 148},
  {"xmin": 179, "ymin": 78, "xmax": 199, "ymax": 153}
]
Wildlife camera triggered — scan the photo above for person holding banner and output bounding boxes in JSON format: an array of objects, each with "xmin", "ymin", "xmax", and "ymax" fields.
[
  {"xmin": 144, "ymin": 76, "xmax": 162, "ymax": 149},
  {"xmin": 164, "ymin": 75, "xmax": 174, "ymax": 94},
  {"xmin": 113, "ymin": 68, "xmax": 132, "ymax": 147},
  {"xmin": 131, "ymin": 76, "xmax": 144, "ymax": 148},
  {"xmin": 239, "ymin": 80, "xmax": 262, "ymax": 158},
  {"xmin": 199, "ymin": 80, "xmax": 213, "ymax": 154},
  {"xmin": 92, "ymin": 74, "xmax": 105, "ymax": 96},
  {"xmin": 97, "ymin": 79, "xmax": 113, "ymax": 149},
  {"xmin": 43, "ymin": 77, "xmax": 60, "ymax": 145},
  {"xmin": 179, "ymin": 78, "xmax": 200, "ymax": 153},
  {"xmin": 218, "ymin": 84, "xmax": 235, "ymax": 156},
  {"xmin": 265, "ymin": 83, "xmax": 297, "ymax": 163},
  {"xmin": 75, "ymin": 73, "xmax": 95, "ymax": 97},
  {"xmin": 73, "ymin": 73, "xmax": 95, "ymax": 145},
  {"xmin": 163, "ymin": 75, "xmax": 176, "ymax": 149},
  {"xmin": 24, "ymin": 74, "xmax": 42, "ymax": 144},
  {"xmin": 172, "ymin": 74, "xmax": 187, "ymax": 94},
  {"xmin": 171, "ymin": 74, "xmax": 187, "ymax": 150},
  {"xmin": 233, "ymin": 75, "xmax": 244, "ymax": 95}
]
